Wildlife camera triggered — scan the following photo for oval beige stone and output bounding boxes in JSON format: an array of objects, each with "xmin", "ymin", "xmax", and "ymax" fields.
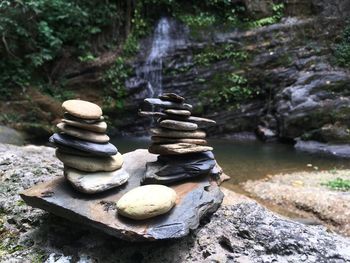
[
  {"xmin": 117, "ymin": 185, "xmax": 177, "ymax": 220},
  {"xmin": 56, "ymin": 150, "xmax": 123, "ymax": 172},
  {"xmin": 62, "ymin": 119, "xmax": 107, "ymax": 133},
  {"xmin": 62, "ymin": 100, "xmax": 102, "ymax": 119},
  {"xmin": 57, "ymin": 123, "xmax": 109, "ymax": 143}
]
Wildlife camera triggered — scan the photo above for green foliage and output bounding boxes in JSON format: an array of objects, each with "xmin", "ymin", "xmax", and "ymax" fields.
[
  {"xmin": 194, "ymin": 44, "xmax": 248, "ymax": 66},
  {"xmin": 200, "ymin": 73, "xmax": 259, "ymax": 110},
  {"xmin": 103, "ymin": 57, "xmax": 132, "ymax": 110},
  {"xmin": 322, "ymin": 178, "xmax": 350, "ymax": 191},
  {"xmin": 247, "ymin": 3, "xmax": 284, "ymax": 28},
  {"xmin": 0, "ymin": 0, "xmax": 121, "ymax": 99},
  {"xmin": 335, "ymin": 22, "xmax": 350, "ymax": 67}
]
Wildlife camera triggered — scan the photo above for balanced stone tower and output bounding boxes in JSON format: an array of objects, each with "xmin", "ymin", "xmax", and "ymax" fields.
[
  {"xmin": 49, "ymin": 100, "xmax": 129, "ymax": 194},
  {"xmin": 139, "ymin": 93, "xmax": 220, "ymax": 184}
]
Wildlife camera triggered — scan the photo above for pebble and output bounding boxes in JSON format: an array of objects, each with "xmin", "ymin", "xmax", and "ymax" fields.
[
  {"xmin": 144, "ymin": 98, "xmax": 192, "ymax": 111},
  {"xmin": 57, "ymin": 123, "xmax": 109, "ymax": 143},
  {"xmin": 159, "ymin": 119, "xmax": 198, "ymax": 131},
  {"xmin": 163, "ymin": 109, "xmax": 191, "ymax": 116},
  {"xmin": 62, "ymin": 100, "xmax": 102, "ymax": 120},
  {"xmin": 151, "ymin": 137, "xmax": 207, "ymax": 145},
  {"xmin": 65, "ymin": 167, "xmax": 129, "ymax": 194},
  {"xmin": 50, "ymin": 133, "xmax": 117, "ymax": 156},
  {"xmin": 149, "ymin": 143, "xmax": 213, "ymax": 155},
  {"xmin": 56, "ymin": 150, "xmax": 123, "ymax": 172},
  {"xmin": 62, "ymin": 119, "xmax": 107, "ymax": 133},
  {"xmin": 159, "ymin": 93, "xmax": 185, "ymax": 103},
  {"xmin": 116, "ymin": 185, "xmax": 177, "ymax": 220},
  {"xmin": 150, "ymin": 128, "xmax": 206, "ymax": 139}
]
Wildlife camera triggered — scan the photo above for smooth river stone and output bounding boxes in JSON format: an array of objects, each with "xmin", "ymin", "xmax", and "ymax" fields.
[
  {"xmin": 62, "ymin": 119, "xmax": 107, "ymax": 133},
  {"xmin": 50, "ymin": 133, "xmax": 117, "ymax": 156},
  {"xmin": 159, "ymin": 119, "xmax": 198, "ymax": 131},
  {"xmin": 187, "ymin": 116, "xmax": 216, "ymax": 125},
  {"xmin": 62, "ymin": 100, "xmax": 103, "ymax": 120},
  {"xmin": 150, "ymin": 128, "xmax": 206, "ymax": 139},
  {"xmin": 151, "ymin": 137, "xmax": 208, "ymax": 145},
  {"xmin": 56, "ymin": 150, "xmax": 123, "ymax": 172},
  {"xmin": 65, "ymin": 167, "xmax": 129, "ymax": 194},
  {"xmin": 138, "ymin": 111, "xmax": 167, "ymax": 118},
  {"xmin": 49, "ymin": 139, "xmax": 95, "ymax": 157},
  {"xmin": 143, "ymin": 151, "xmax": 216, "ymax": 184},
  {"xmin": 57, "ymin": 123, "xmax": 109, "ymax": 143},
  {"xmin": 159, "ymin": 93, "xmax": 185, "ymax": 103},
  {"xmin": 64, "ymin": 113, "xmax": 104, "ymax": 124},
  {"xmin": 163, "ymin": 109, "xmax": 191, "ymax": 116},
  {"xmin": 116, "ymin": 185, "xmax": 177, "ymax": 220},
  {"xmin": 149, "ymin": 143, "xmax": 213, "ymax": 155},
  {"xmin": 144, "ymin": 98, "xmax": 192, "ymax": 111}
]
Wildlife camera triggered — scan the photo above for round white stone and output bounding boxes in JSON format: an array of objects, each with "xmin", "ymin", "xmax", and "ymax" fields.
[{"xmin": 116, "ymin": 185, "xmax": 177, "ymax": 220}]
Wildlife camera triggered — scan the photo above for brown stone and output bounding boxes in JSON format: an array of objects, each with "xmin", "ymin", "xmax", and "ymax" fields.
[
  {"xmin": 62, "ymin": 100, "xmax": 102, "ymax": 120},
  {"xmin": 62, "ymin": 119, "xmax": 107, "ymax": 133},
  {"xmin": 159, "ymin": 119, "xmax": 198, "ymax": 131},
  {"xmin": 57, "ymin": 123, "xmax": 109, "ymax": 143},
  {"xmin": 163, "ymin": 109, "xmax": 191, "ymax": 116},
  {"xmin": 159, "ymin": 93, "xmax": 185, "ymax": 103},
  {"xmin": 149, "ymin": 143, "xmax": 213, "ymax": 155},
  {"xmin": 151, "ymin": 137, "xmax": 208, "ymax": 145},
  {"xmin": 150, "ymin": 128, "xmax": 206, "ymax": 139}
]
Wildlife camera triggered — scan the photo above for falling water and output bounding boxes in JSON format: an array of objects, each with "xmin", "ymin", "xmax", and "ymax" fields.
[{"xmin": 137, "ymin": 18, "xmax": 172, "ymax": 98}]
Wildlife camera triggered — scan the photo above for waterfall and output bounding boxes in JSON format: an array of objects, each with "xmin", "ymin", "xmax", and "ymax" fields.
[{"xmin": 137, "ymin": 18, "xmax": 172, "ymax": 98}]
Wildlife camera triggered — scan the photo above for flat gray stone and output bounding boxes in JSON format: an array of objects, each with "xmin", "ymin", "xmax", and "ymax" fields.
[
  {"xmin": 159, "ymin": 93, "xmax": 185, "ymax": 103},
  {"xmin": 159, "ymin": 119, "xmax": 198, "ymax": 131},
  {"xmin": 20, "ymin": 149, "xmax": 224, "ymax": 241},
  {"xmin": 138, "ymin": 111, "xmax": 167, "ymax": 118},
  {"xmin": 187, "ymin": 116, "xmax": 216, "ymax": 125},
  {"xmin": 163, "ymin": 109, "xmax": 191, "ymax": 116},
  {"xmin": 64, "ymin": 166, "xmax": 129, "ymax": 194},
  {"xmin": 151, "ymin": 137, "xmax": 208, "ymax": 145},
  {"xmin": 150, "ymin": 128, "xmax": 206, "ymax": 139},
  {"xmin": 144, "ymin": 98, "xmax": 192, "ymax": 111},
  {"xmin": 149, "ymin": 143, "xmax": 213, "ymax": 155},
  {"xmin": 50, "ymin": 133, "xmax": 117, "ymax": 156}
]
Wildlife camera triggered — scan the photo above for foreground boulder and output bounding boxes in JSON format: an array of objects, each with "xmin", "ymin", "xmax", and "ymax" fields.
[{"xmin": 0, "ymin": 143, "xmax": 350, "ymax": 262}]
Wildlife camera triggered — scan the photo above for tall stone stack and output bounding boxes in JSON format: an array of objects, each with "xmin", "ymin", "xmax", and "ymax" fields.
[
  {"xmin": 49, "ymin": 100, "xmax": 129, "ymax": 194},
  {"xmin": 139, "ymin": 93, "xmax": 220, "ymax": 184}
]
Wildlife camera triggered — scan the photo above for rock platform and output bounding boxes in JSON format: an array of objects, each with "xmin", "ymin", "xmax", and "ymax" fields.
[{"xmin": 20, "ymin": 149, "xmax": 223, "ymax": 241}]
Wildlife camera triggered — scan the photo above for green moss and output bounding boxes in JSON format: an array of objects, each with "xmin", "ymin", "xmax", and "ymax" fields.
[{"xmin": 321, "ymin": 178, "xmax": 350, "ymax": 191}]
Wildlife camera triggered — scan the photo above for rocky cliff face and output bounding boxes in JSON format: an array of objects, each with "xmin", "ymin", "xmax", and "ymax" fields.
[{"xmin": 115, "ymin": 0, "xmax": 350, "ymax": 147}]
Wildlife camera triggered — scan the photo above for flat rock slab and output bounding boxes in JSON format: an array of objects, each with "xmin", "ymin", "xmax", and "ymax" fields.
[{"xmin": 20, "ymin": 149, "xmax": 223, "ymax": 241}]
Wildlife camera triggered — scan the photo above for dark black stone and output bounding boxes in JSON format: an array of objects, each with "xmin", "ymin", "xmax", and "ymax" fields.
[
  {"xmin": 144, "ymin": 98, "xmax": 192, "ymax": 111},
  {"xmin": 49, "ymin": 138, "xmax": 96, "ymax": 157},
  {"xmin": 50, "ymin": 133, "xmax": 117, "ymax": 156},
  {"xmin": 142, "ymin": 151, "xmax": 217, "ymax": 184},
  {"xmin": 159, "ymin": 93, "xmax": 185, "ymax": 103}
]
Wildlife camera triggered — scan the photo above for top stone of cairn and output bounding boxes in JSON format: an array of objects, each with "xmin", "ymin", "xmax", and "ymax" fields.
[{"xmin": 62, "ymin": 100, "xmax": 103, "ymax": 120}]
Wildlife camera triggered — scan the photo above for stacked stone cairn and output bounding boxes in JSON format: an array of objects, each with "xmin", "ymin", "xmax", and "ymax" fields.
[
  {"xmin": 139, "ymin": 93, "xmax": 220, "ymax": 184},
  {"xmin": 49, "ymin": 100, "xmax": 129, "ymax": 194}
]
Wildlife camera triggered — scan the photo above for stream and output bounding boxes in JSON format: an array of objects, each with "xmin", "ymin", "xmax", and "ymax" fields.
[{"xmin": 112, "ymin": 136, "xmax": 350, "ymax": 190}]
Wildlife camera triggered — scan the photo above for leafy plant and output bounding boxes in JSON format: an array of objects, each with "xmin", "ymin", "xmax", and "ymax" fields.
[
  {"xmin": 321, "ymin": 178, "xmax": 350, "ymax": 191},
  {"xmin": 247, "ymin": 3, "xmax": 285, "ymax": 28},
  {"xmin": 200, "ymin": 73, "xmax": 259, "ymax": 110},
  {"xmin": 335, "ymin": 22, "xmax": 350, "ymax": 67},
  {"xmin": 0, "ymin": 0, "xmax": 121, "ymax": 99},
  {"xmin": 103, "ymin": 57, "xmax": 132, "ymax": 109}
]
